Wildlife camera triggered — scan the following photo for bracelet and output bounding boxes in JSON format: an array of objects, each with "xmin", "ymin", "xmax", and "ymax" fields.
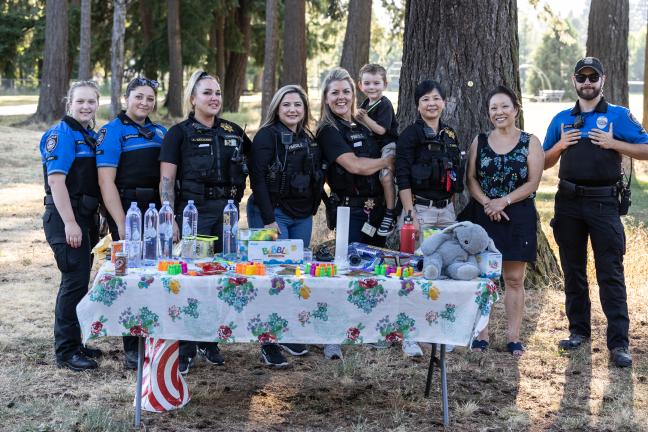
[{"xmin": 505, "ymin": 196, "xmax": 512, "ymax": 206}]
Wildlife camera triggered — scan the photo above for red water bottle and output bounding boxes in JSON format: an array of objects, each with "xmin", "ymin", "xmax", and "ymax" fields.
[{"xmin": 400, "ymin": 210, "xmax": 417, "ymax": 254}]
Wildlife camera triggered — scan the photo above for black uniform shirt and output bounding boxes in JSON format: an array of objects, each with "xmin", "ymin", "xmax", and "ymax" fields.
[{"xmin": 360, "ymin": 95, "xmax": 399, "ymax": 147}]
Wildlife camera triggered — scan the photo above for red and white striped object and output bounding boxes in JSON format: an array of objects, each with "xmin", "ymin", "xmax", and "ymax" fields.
[{"xmin": 136, "ymin": 338, "xmax": 190, "ymax": 412}]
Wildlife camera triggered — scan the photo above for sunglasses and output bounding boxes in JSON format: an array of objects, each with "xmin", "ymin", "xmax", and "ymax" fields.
[
  {"xmin": 574, "ymin": 73, "xmax": 600, "ymax": 83},
  {"xmin": 129, "ymin": 77, "xmax": 159, "ymax": 90}
]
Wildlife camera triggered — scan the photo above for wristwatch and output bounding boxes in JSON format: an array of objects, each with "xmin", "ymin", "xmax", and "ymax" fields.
[{"xmin": 505, "ymin": 196, "xmax": 512, "ymax": 206}]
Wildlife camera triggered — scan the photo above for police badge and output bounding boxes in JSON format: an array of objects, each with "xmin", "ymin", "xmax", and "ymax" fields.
[
  {"xmin": 45, "ymin": 135, "xmax": 58, "ymax": 152},
  {"xmin": 221, "ymin": 122, "xmax": 234, "ymax": 133}
]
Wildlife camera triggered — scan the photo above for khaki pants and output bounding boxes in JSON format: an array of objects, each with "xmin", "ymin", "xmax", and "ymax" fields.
[{"xmin": 399, "ymin": 202, "xmax": 456, "ymax": 248}]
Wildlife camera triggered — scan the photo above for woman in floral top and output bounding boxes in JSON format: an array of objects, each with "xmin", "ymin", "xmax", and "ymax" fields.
[{"xmin": 465, "ymin": 85, "xmax": 544, "ymax": 357}]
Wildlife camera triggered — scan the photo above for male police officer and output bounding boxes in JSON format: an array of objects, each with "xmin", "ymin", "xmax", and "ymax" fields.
[{"xmin": 544, "ymin": 57, "xmax": 648, "ymax": 368}]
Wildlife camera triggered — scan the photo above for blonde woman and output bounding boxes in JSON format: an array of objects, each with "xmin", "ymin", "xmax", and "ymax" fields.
[
  {"xmin": 159, "ymin": 70, "xmax": 252, "ymax": 374},
  {"xmin": 40, "ymin": 81, "xmax": 102, "ymax": 371}
]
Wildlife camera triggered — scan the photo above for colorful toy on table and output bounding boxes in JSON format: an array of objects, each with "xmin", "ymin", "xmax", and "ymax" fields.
[
  {"xmin": 373, "ymin": 264, "xmax": 414, "ymax": 278},
  {"xmin": 347, "ymin": 242, "xmax": 424, "ymax": 272},
  {"xmin": 305, "ymin": 262, "xmax": 337, "ymax": 277},
  {"xmin": 238, "ymin": 228, "xmax": 279, "ymax": 260},
  {"xmin": 247, "ymin": 239, "xmax": 304, "ymax": 264},
  {"xmin": 235, "ymin": 262, "xmax": 266, "ymax": 276},
  {"xmin": 157, "ymin": 260, "xmax": 188, "ymax": 275}
]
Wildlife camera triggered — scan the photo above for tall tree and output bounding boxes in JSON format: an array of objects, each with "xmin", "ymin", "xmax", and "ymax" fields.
[
  {"xmin": 167, "ymin": 0, "xmax": 183, "ymax": 117},
  {"xmin": 33, "ymin": 0, "xmax": 69, "ymax": 124},
  {"xmin": 397, "ymin": 0, "xmax": 560, "ymax": 288},
  {"xmin": 261, "ymin": 0, "xmax": 279, "ymax": 119},
  {"xmin": 586, "ymin": 0, "xmax": 629, "ymax": 106},
  {"xmin": 110, "ymin": 0, "xmax": 130, "ymax": 118},
  {"xmin": 208, "ymin": 8, "xmax": 226, "ymax": 82},
  {"xmin": 280, "ymin": 0, "xmax": 307, "ymax": 90},
  {"xmin": 223, "ymin": 0, "xmax": 252, "ymax": 112},
  {"xmin": 138, "ymin": 0, "xmax": 157, "ymax": 80},
  {"xmin": 78, "ymin": 0, "xmax": 91, "ymax": 79},
  {"xmin": 340, "ymin": 0, "xmax": 372, "ymax": 89},
  {"xmin": 643, "ymin": 24, "xmax": 648, "ymax": 128}
]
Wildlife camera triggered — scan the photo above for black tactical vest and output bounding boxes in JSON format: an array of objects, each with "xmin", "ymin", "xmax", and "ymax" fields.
[{"xmin": 559, "ymin": 137, "xmax": 621, "ymax": 186}]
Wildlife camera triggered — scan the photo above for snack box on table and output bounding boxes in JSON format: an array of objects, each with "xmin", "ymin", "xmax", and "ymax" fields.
[
  {"xmin": 239, "ymin": 228, "xmax": 279, "ymax": 261},
  {"xmin": 247, "ymin": 239, "xmax": 304, "ymax": 264}
]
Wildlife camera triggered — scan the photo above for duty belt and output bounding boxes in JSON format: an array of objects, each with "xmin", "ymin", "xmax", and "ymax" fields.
[
  {"xmin": 414, "ymin": 196, "xmax": 451, "ymax": 209},
  {"xmin": 43, "ymin": 194, "xmax": 99, "ymax": 216},
  {"xmin": 183, "ymin": 185, "xmax": 237, "ymax": 200},
  {"xmin": 119, "ymin": 187, "xmax": 159, "ymax": 203},
  {"xmin": 339, "ymin": 195, "xmax": 384, "ymax": 208},
  {"xmin": 558, "ymin": 180, "xmax": 617, "ymax": 197}
]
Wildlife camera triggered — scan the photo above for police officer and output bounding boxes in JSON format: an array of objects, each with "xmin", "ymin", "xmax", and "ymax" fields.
[
  {"xmin": 41, "ymin": 81, "xmax": 102, "ymax": 371},
  {"xmin": 396, "ymin": 80, "xmax": 464, "ymax": 235},
  {"xmin": 159, "ymin": 70, "xmax": 251, "ymax": 374},
  {"xmin": 317, "ymin": 67, "xmax": 394, "ymax": 248},
  {"xmin": 544, "ymin": 57, "xmax": 648, "ymax": 368},
  {"xmin": 96, "ymin": 77, "xmax": 166, "ymax": 369},
  {"xmin": 247, "ymin": 84, "xmax": 322, "ymax": 367}
]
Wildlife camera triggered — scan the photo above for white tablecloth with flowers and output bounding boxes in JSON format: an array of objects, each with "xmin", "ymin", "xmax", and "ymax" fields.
[{"xmin": 77, "ymin": 263, "xmax": 498, "ymax": 346}]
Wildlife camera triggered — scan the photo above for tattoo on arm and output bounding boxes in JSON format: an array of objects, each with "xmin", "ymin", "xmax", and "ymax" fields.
[{"xmin": 161, "ymin": 176, "xmax": 174, "ymax": 208}]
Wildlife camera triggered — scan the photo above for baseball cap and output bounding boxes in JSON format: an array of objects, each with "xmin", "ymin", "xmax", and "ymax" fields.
[{"xmin": 574, "ymin": 57, "xmax": 604, "ymax": 75}]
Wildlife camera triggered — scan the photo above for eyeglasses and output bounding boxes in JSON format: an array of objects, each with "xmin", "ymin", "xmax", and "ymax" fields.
[
  {"xmin": 574, "ymin": 73, "xmax": 600, "ymax": 83},
  {"xmin": 128, "ymin": 77, "xmax": 159, "ymax": 90}
]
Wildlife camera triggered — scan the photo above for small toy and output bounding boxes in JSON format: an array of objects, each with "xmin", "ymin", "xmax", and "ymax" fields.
[
  {"xmin": 235, "ymin": 262, "xmax": 266, "ymax": 276},
  {"xmin": 373, "ymin": 264, "xmax": 414, "ymax": 278},
  {"xmin": 305, "ymin": 263, "xmax": 336, "ymax": 277}
]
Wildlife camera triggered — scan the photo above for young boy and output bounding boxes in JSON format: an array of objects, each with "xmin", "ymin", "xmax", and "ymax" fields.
[{"xmin": 356, "ymin": 64, "xmax": 399, "ymax": 236}]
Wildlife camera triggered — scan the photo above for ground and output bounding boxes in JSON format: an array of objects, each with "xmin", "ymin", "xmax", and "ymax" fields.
[{"xmin": 0, "ymin": 97, "xmax": 646, "ymax": 431}]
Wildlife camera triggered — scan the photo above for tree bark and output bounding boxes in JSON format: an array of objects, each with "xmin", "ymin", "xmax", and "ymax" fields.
[
  {"xmin": 78, "ymin": 0, "xmax": 92, "ymax": 80},
  {"xmin": 396, "ymin": 0, "xmax": 561, "ymax": 288},
  {"xmin": 340, "ymin": 0, "xmax": 372, "ymax": 91},
  {"xmin": 139, "ymin": 0, "xmax": 157, "ymax": 80},
  {"xmin": 586, "ymin": 0, "xmax": 629, "ymax": 106},
  {"xmin": 110, "ymin": 0, "xmax": 129, "ymax": 118},
  {"xmin": 167, "ymin": 0, "xmax": 184, "ymax": 118},
  {"xmin": 643, "ymin": 22, "xmax": 648, "ymax": 128},
  {"xmin": 280, "ymin": 0, "xmax": 307, "ymax": 90},
  {"xmin": 261, "ymin": 0, "xmax": 279, "ymax": 120},
  {"xmin": 223, "ymin": 0, "xmax": 251, "ymax": 113},
  {"xmin": 33, "ymin": 0, "xmax": 69, "ymax": 124}
]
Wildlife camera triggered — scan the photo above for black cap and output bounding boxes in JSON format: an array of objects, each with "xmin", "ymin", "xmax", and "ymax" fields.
[{"xmin": 574, "ymin": 57, "xmax": 604, "ymax": 75}]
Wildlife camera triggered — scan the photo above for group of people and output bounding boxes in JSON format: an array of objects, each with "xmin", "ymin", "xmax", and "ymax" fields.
[{"xmin": 40, "ymin": 56, "xmax": 647, "ymax": 374}]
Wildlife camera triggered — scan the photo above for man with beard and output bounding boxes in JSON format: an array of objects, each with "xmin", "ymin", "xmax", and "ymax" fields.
[{"xmin": 544, "ymin": 57, "xmax": 648, "ymax": 368}]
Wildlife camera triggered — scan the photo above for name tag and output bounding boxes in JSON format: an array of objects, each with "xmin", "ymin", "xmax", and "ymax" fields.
[
  {"xmin": 353, "ymin": 141, "xmax": 362, "ymax": 148},
  {"xmin": 198, "ymin": 143, "xmax": 210, "ymax": 148}
]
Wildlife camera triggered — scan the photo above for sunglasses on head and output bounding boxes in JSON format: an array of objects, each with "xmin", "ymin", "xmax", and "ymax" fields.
[
  {"xmin": 574, "ymin": 73, "xmax": 600, "ymax": 83},
  {"xmin": 129, "ymin": 77, "xmax": 159, "ymax": 90}
]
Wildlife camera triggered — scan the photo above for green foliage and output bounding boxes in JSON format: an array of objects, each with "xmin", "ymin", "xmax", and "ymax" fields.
[
  {"xmin": 0, "ymin": 1, "xmax": 40, "ymax": 81},
  {"xmin": 628, "ymin": 27, "xmax": 646, "ymax": 81}
]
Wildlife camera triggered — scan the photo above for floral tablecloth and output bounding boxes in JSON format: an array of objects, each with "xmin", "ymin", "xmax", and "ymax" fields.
[{"xmin": 77, "ymin": 263, "xmax": 498, "ymax": 346}]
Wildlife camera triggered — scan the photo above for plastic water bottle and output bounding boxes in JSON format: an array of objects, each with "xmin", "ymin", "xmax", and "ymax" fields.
[
  {"xmin": 124, "ymin": 202, "xmax": 142, "ymax": 267},
  {"xmin": 158, "ymin": 201, "xmax": 174, "ymax": 259},
  {"xmin": 181, "ymin": 200, "xmax": 198, "ymax": 260},
  {"xmin": 222, "ymin": 200, "xmax": 238, "ymax": 259},
  {"xmin": 142, "ymin": 203, "xmax": 159, "ymax": 265}
]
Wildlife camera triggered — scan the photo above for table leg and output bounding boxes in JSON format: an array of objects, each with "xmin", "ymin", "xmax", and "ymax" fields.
[
  {"xmin": 134, "ymin": 336, "xmax": 145, "ymax": 427},
  {"xmin": 424, "ymin": 343, "xmax": 437, "ymax": 397},
  {"xmin": 440, "ymin": 344, "xmax": 449, "ymax": 427}
]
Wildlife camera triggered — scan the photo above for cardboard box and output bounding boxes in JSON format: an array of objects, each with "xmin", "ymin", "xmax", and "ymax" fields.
[
  {"xmin": 247, "ymin": 240, "xmax": 304, "ymax": 264},
  {"xmin": 476, "ymin": 251, "xmax": 502, "ymax": 278}
]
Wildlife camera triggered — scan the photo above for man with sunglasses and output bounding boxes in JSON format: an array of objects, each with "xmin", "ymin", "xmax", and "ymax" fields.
[{"xmin": 543, "ymin": 57, "xmax": 648, "ymax": 368}]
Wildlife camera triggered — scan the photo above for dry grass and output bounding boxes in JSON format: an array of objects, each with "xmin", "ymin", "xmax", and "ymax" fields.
[{"xmin": 1, "ymin": 114, "xmax": 647, "ymax": 431}]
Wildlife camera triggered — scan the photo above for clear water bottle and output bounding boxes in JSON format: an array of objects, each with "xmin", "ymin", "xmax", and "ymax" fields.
[
  {"xmin": 181, "ymin": 200, "xmax": 198, "ymax": 260},
  {"xmin": 143, "ymin": 203, "xmax": 159, "ymax": 265},
  {"xmin": 222, "ymin": 199, "xmax": 238, "ymax": 259},
  {"xmin": 124, "ymin": 202, "xmax": 142, "ymax": 267},
  {"xmin": 158, "ymin": 201, "xmax": 174, "ymax": 259}
]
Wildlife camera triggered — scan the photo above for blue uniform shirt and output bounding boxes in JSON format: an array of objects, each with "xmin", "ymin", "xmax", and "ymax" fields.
[
  {"xmin": 40, "ymin": 116, "xmax": 99, "ymax": 198},
  {"xmin": 96, "ymin": 112, "xmax": 166, "ymax": 190}
]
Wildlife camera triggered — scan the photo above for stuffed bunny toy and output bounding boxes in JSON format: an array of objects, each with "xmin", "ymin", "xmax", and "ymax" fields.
[{"xmin": 420, "ymin": 221, "xmax": 497, "ymax": 280}]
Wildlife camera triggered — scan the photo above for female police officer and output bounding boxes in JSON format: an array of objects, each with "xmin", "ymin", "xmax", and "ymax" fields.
[
  {"xmin": 159, "ymin": 70, "xmax": 251, "ymax": 374},
  {"xmin": 96, "ymin": 77, "xmax": 166, "ymax": 369},
  {"xmin": 41, "ymin": 80, "xmax": 102, "ymax": 371},
  {"xmin": 247, "ymin": 84, "xmax": 322, "ymax": 366},
  {"xmin": 317, "ymin": 68, "xmax": 394, "ymax": 361}
]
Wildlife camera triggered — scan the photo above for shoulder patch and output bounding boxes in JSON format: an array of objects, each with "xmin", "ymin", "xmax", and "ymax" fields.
[
  {"xmin": 155, "ymin": 128, "xmax": 164, "ymax": 138},
  {"xmin": 96, "ymin": 128, "xmax": 107, "ymax": 147},
  {"xmin": 45, "ymin": 134, "xmax": 58, "ymax": 152},
  {"xmin": 627, "ymin": 111, "xmax": 645, "ymax": 132}
]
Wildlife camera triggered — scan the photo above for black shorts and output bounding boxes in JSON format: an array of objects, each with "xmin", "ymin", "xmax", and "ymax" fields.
[{"xmin": 472, "ymin": 198, "xmax": 537, "ymax": 263}]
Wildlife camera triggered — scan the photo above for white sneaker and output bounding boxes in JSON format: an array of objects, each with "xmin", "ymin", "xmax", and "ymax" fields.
[
  {"xmin": 402, "ymin": 341, "xmax": 423, "ymax": 357},
  {"xmin": 323, "ymin": 344, "xmax": 343, "ymax": 360}
]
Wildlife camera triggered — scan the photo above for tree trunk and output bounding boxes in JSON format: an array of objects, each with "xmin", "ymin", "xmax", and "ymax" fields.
[
  {"xmin": 215, "ymin": 12, "xmax": 226, "ymax": 84},
  {"xmin": 78, "ymin": 0, "xmax": 92, "ymax": 80},
  {"xmin": 396, "ymin": 0, "xmax": 561, "ymax": 288},
  {"xmin": 643, "ymin": 22, "xmax": 648, "ymax": 128},
  {"xmin": 167, "ymin": 0, "xmax": 183, "ymax": 118},
  {"xmin": 33, "ymin": 0, "xmax": 69, "ymax": 124},
  {"xmin": 139, "ymin": 0, "xmax": 157, "ymax": 80},
  {"xmin": 110, "ymin": 0, "xmax": 129, "ymax": 118},
  {"xmin": 340, "ymin": 0, "xmax": 372, "ymax": 92},
  {"xmin": 280, "ymin": 0, "xmax": 307, "ymax": 90},
  {"xmin": 261, "ymin": 0, "xmax": 279, "ymax": 120},
  {"xmin": 586, "ymin": 0, "xmax": 629, "ymax": 106},
  {"xmin": 223, "ymin": 0, "xmax": 251, "ymax": 113}
]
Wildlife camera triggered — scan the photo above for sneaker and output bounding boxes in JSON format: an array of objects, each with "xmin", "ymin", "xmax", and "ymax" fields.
[
  {"xmin": 323, "ymin": 344, "xmax": 343, "ymax": 360},
  {"xmin": 377, "ymin": 215, "xmax": 396, "ymax": 237},
  {"xmin": 558, "ymin": 334, "xmax": 589, "ymax": 350},
  {"xmin": 179, "ymin": 356, "xmax": 193, "ymax": 375},
  {"xmin": 369, "ymin": 340, "xmax": 390, "ymax": 349},
  {"xmin": 261, "ymin": 344, "xmax": 289, "ymax": 367},
  {"xmin": 280, "ymin": 343, "xmax": 309, "ymax": 356},
  {"xmin": 198, "ymin": 344, "xmax": 225, "ymax": 366},
  {"xmin": 610, "ymin": 347, "xmax": 632, "ymax": 368},
  {"xmin": 402, "ymin": 341, "xmax": 423, "ymax": 357},
  {"xmin": 123, "ymin": 350, "xmax": 138, "ymax": 370},
  {"xmin": 57, "ymin": 352, "xmax": 98, "ymax": 372}
]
